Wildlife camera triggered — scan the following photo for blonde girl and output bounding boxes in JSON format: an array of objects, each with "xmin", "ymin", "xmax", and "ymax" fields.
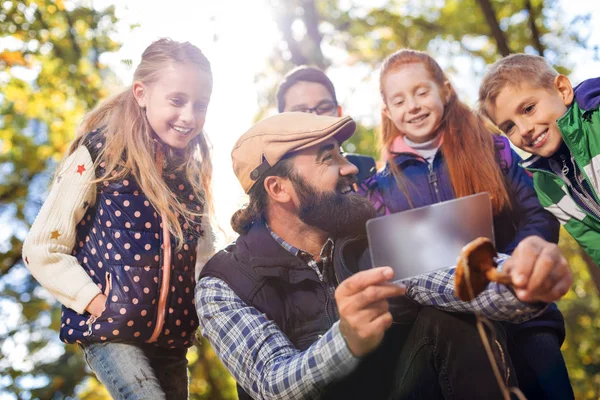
[{"xmin": 22, "ymin": 38, "xmax": 214, "ymax": 399}]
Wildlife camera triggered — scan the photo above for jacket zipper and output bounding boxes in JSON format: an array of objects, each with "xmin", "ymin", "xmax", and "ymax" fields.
[
  {"xmin": 395, "ymin": 150, "xmax": 443, "ymax": 204},
  {"xmin": 428, "ymin": 162, "xmax": 441, "ymax": 202},
  {"xmin": 323, "ymin": 285, "xmax": 333, "ymax": 328},
  {"xmin": 147, "ymin": 146, "xmax": 173, "ymax": 343},
  {"xmin": 568, "ymin": 154, "xmax": 600, "ymax": 219},
  {"xmin": 558, "ymin": 160, "xmax": 600, "ymax": 220},
  {"xmin": 527, "ymin": 165, "xmax": 600, "ymax": 223},
  {"xmin": 310, "ymin": 262, "xmax": 334, "ymax": 328},
  {"xmin": 531, "ymin": 135, "xmax": 600, "ymax": 222}
]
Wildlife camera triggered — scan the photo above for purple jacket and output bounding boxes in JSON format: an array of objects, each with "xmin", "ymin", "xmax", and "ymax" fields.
[
  {"xmin": 359, "ymin": 135, "xmax": 559, "ymax": 254},
  {"xmin": 358, "ymin": 135, "xmax": 564, "ymax": 338}
]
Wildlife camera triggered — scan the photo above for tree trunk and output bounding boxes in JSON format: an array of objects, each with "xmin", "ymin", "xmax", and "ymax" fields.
[
  {"xmin": 276, "ymin": 6, "xmax": 309, "ymax": 66},
  {"xmin": 274, "ymin": 0, "xmax": 326, "ymax": 68},
  {"xmin": 301, "ymin": 0, "xmax": 326, "ymax": 69},
  {"xmin": 524, "ymin": 0, "xmax": 545, "ymax": 56},
  {"xmin": 475, "ymin": 0, "xmax": 511, "ymax": 56}
]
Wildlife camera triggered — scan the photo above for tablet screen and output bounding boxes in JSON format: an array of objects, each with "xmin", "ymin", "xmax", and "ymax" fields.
[{"xmin": 366, "ymin": 193, "xmax": 495, "ymax": 281}]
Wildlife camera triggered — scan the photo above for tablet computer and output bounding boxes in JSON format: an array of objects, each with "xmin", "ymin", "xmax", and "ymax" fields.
[{"xmin": 366, "ymin": 192, "xmax": 494, "ymax": 281}]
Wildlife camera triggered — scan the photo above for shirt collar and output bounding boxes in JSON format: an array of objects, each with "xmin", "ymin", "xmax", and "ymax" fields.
[{"xmin": 265, "ymin": 221, "xmax": 334, "ymax": 265}]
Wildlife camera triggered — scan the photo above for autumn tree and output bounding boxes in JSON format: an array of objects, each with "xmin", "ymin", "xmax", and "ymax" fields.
[{"xmin": 0, "ymin": 1, "xmax": 120, "ymax": 397}]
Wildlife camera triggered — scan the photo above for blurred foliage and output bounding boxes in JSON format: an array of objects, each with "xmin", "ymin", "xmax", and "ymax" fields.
[
  {"xmin": 1, "ymin": 0, "xmax": 599, "ymax": 399},
  {"xmin": 0, "ymin": 0, "xmax": 120, "ymax": 397},
  {"xmin": 556, "ymin": 229, "xmax": 600, "ymax": 398}
]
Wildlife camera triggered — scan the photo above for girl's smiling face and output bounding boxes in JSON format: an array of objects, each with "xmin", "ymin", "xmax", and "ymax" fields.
[
  {"xmin": 382, "ymin": 62, "xmax": 449, "ymax": 144},
  {"xmin": 134, "ymin": 63, "xmax": 212, "ymax": 149}
]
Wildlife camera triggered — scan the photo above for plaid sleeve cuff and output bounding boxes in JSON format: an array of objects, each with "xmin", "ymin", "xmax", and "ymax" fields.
[
  {"xmin": 404, "ymin": 254, "xmax": 547, "ymax": 322},
  {"xmin": 316, "ymin": 321, "xmax": 360, "ymax": 376}
]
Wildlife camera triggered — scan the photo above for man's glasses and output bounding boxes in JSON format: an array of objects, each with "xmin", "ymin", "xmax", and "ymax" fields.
[{"xmin": 291, "ymin": 101, "xmax": 338, "ymax": 116}]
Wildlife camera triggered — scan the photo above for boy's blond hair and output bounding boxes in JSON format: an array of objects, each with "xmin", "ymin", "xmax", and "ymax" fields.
[{"xmin": 478, "ymin": 54, "xmax": 559, "ymax": 117}]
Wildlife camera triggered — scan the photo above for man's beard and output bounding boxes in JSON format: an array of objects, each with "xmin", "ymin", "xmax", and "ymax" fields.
[{"xmin": 291, "ymin": 174, "xmax": 377, "ymax": 237}]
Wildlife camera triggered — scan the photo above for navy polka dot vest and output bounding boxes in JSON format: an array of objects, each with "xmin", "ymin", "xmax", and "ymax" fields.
[{"xmin": 59, "ymin": 130, "xmax": 203, "ymax": 348}]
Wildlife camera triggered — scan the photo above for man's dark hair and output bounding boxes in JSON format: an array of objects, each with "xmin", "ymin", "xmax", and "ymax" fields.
[
  {"xmin": 276, "ymin": 66, "xmax": 338, "ymax": 112},
  {"xmin": 231, "ymin": 157, "xmax": 295, "ymax": 235}
]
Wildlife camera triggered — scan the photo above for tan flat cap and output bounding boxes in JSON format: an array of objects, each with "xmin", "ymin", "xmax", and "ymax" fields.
[{"xmin": 232, "ymin": 112, "xmax": 356, "ymax": 193}]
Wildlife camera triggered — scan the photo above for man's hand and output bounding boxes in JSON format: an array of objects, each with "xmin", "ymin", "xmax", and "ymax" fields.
[
  {"xmin": 502, "ymin": 236, "xmax": 572, "ymax": 303},
  {"xmin": 335, "ymin": 267, "xmax": 406, "ymax": 357}
]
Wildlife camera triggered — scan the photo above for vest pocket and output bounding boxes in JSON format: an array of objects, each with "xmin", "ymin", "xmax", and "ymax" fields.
[{"xmin": 86, "ymin": 272, "xmax": 112, "ymax": 339}]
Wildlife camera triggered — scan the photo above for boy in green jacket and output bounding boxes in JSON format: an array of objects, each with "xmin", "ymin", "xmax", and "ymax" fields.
[{"xmin": 479, "ymin": 53, "xmax": 600, "ymax": 265}]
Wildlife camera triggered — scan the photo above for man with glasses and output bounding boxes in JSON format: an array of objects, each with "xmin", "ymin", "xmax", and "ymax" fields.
[
  {"xmin": 276, "ymin": 66, "xmax": 341, "ymax": 116},
  {"xmin": 276, "ymin": 66, "xmax": 376, "ymax": 184}
]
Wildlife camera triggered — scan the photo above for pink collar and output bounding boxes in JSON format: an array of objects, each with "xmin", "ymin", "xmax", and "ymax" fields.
[{"xmin": 384, "ymin": 135, "xmax": 444, "ymax": 161}]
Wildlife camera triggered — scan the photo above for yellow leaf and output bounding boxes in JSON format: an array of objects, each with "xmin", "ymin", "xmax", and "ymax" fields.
[{"xmin": 0, "ymin": 50, "xmax": 27, "ymax": 66}]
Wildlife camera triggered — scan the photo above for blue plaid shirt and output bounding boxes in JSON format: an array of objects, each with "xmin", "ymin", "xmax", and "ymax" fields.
[{"xmin": 196, "ymin": 229, "xmax": 547, "ymax": 399}]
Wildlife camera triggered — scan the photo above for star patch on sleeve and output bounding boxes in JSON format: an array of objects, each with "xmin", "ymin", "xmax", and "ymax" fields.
[
  {"xmin": 50, "ymin": 230, "xmax": 61, "ymax": 240},
  {"xmin": 76, "ymin": 164, "xmax": 86, "ymax": 175}
]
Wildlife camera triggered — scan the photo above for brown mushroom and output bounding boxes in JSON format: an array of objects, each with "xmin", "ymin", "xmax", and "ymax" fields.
[{"xmin": 455, "ymin": 237, "xmax": 513, "ymax": 301}]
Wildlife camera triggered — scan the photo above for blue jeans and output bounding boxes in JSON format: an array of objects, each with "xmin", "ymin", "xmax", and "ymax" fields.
[
  {"xmin": 80, "ymin": 342, "xmax": 189, "ymax": 400},
  {"xmin": 503, "ymin": 326, "xmax": 574, "ymax": 399}
]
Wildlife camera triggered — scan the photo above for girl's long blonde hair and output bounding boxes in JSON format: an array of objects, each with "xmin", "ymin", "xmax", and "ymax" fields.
[
  {"xmin": 67, "ymin": 38, "xmax": 214, "ymax": 246},
  {"xmin": 379, "ymin": 49, "xmax": 511, "ymax": 214}
]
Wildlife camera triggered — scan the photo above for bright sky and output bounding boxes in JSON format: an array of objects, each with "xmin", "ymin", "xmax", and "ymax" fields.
[{"xmin": 97, "ymin": 0, "xmax": 600, "ymax": 242}]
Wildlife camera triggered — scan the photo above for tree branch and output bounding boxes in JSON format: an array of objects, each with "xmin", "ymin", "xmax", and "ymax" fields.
[
  {"xmin": 301, "ymin": 0, "xmax": 326, "ymax": 69},
  {"xmin": 63, "ymin": 9, "xmax": 82, "ymax": 62},
  {"xmin": 275, "ymin": 2, "xmax": 309, "ymax": 66},
  {"xmin": 524, "ymin": 0, "xmax": 545, "ymax": 56},
  {"xmin": 475, "ymin": 0, "xmax": 511, "ymax": 56}
]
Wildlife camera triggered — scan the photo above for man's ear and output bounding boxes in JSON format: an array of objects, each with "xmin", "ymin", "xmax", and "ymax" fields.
[
  {"xmin": 132, "ymin": 81, "xmax": 146, "ymax": 108},
  {"xmin": 263, "ymin": 176, "xmax": 292, "ymax": 205},
  {"xmin": 336, "ymin": 105, "xmax": 343, "ymax": 117},
  {"xmin": 554, "ymin": 75, "xmax": 574, "ymax": 107}
]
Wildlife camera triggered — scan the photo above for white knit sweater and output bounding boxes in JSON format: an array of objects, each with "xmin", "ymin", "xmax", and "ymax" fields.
[{"xmin": 23, "ymin": 146, "xmax": 216, "ymax": 314}]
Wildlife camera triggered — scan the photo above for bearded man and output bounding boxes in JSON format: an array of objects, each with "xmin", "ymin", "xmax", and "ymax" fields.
[{"xmin": 195, "ymin": 113, "xmax": 572, "ymax": 400}]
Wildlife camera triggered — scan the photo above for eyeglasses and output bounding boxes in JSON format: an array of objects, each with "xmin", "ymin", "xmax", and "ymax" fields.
[{"xmin": 291, "ymin": 101, "xmax": 338, "ymax": 116}]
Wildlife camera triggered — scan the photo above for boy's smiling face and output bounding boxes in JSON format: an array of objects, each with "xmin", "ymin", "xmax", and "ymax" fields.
[{"xmin": 488, "ymin": 76, "xmax": 574, "ymax": 158}]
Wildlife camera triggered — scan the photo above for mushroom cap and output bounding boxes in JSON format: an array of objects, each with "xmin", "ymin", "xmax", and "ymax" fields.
[{"xmin": 455, "ymin": 237, "xmax": 498, "ymax": 301}]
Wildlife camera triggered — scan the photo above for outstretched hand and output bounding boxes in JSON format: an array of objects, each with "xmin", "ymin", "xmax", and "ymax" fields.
[
  {"xmin": 335, "ymin": 267, "xmax": 406, "ymax": 357},
  {"xmin": 502, "ymin": 236, "xmax": 572, "ymax": 303}
]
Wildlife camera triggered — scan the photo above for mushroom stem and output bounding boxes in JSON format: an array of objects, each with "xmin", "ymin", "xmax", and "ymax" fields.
[{"xmin": 485, "ymin": 268, "xmax": 512, "ymax": 285}]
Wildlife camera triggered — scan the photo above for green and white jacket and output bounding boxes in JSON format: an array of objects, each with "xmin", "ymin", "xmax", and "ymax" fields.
[{"xmin": 522, "ymin": 77, "xmax": 600, "ymax": 265}]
